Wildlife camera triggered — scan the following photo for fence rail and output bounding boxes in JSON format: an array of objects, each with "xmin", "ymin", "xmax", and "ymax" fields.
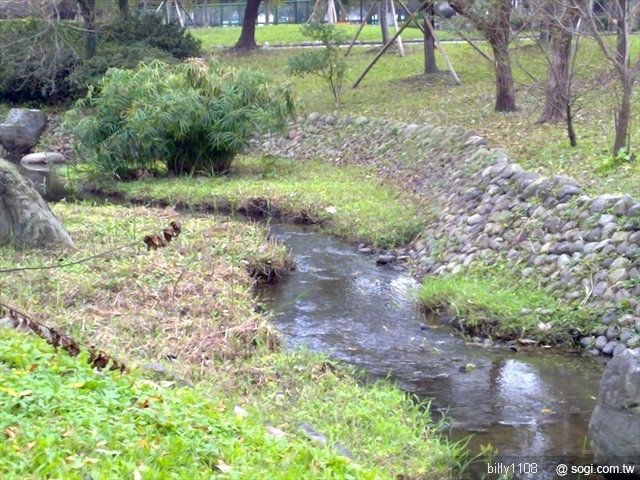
[{"xmin": 143, "ymin": 0, "xmax": 426, "ymax": 28}]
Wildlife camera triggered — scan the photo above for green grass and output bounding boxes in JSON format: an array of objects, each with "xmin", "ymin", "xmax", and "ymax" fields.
[
  {"xmin": 192, "ymin": 23, "xmax": 462, "ymax": 48},
  {"xmin": 0, "ymin": 203, "xmax": 465, "ymax": 479},
  {"xmin": 419, "ymin": 269, "xmax": 602, "ymax": 343},
  {"xmin": 214, "ymin": 38, "xmax": 640, "ymax": 198},
  {"xmin": 80, "ymin": 156, "xmax": 425, "ymax": 248}
]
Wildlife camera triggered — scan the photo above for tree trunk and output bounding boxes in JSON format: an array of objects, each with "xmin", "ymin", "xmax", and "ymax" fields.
[
  {"xmin": 310, "ymin": 0, "xmax": 328, "ymax": 22},
  {"xmin": 0, "ymin": 159, "xmax": 74, "ymax": 249},
  {"xmin": 76, "ymin": 0, "xmax": 96, "ymax": 59},
  {"xmin": 538, "ymin": 7, "xmax": 579, "ymax": 123},
  {"xmin": 423, "ymin": 5, "xmax": 438, "ymax": 73},
  {"xmin": 118, "ymin": 0, "xmax": 129, "ymax": 16},
  {"xmin": 613, "ymin": 77, "xmax": 632, "ymax": 154},
  {"xmin": 379, "ymin": 0, "xmax": 390, "ymax": 45},
  {"xmin": 616, "ymin": 0, "xmax": 628, "ymax": 66},
  {"xmin": 234, "ymin": 0, "xmax": 261, "ymax": 52},
  {"xmin": 488, "ymin": 35, "xmax": 517, "ymax": 112},
  {"xmin": 265, "ymin": 0, "xmax": 269, "ymax": 25},
  {"xmin": 203, "ymin": 0, "xmax": 208, "ymax": 26}
]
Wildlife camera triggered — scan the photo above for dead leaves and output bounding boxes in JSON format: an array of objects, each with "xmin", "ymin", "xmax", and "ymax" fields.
[
  {"xmin": 1, "ymin": 306, "xmax": 126, "ymax": 374},
  {"xmin": 144, "ymin": 221, "xmax": 182, "ymax": 251},
  {"xmin": 0, "ymin": 221, "xmax": 186, "ymax": 374}
]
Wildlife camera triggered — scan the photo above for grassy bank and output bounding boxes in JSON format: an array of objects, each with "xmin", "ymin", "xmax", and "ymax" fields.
[
  {"xmin": 191, "ymin": 24, "xmax": 462, "ymax": 48},
  {"xmin": 420, "ymin": 268, "xmax": 602, "ymax": 344},
  {"xmin": 213, "ymin": 40, "xmax": 640, "ymax": 198},
  {"xmin": 0, "ymin": 203, "xmax": 464, "ymax": 478},
  {"xmin": 79, "ymin": 156, "xmax": 424, "ymax": 248}
]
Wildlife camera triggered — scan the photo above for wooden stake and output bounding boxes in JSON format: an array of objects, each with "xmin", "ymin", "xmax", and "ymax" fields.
[
  {"xmin": 442, "ymin": 17, "xmax": 493, "ymax": 64},
  {"xmin": 396, "ymin": 0, "xmax": 426, "ymax": 34},
  {"xmin": 390, "ymin": 0, "xmax": 404, "ymax": 57},
  {"xmin": 345, "ymin": 0, "xmax": 378, "ymax": 56},
  {"xmin": 423, "ymin": 11, "xmax": 461, "ymax": 84},
  {"xmin": 352, "ymin": 0, "xmax": 430, "ymax": 88}
]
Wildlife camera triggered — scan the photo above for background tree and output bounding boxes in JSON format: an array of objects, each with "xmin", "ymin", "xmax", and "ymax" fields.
[
  {"xmin": 536, "ymin": 0, "xmax": 581, "ymax": 124},
  {"xmin": 449, "ymin": 0, "xmax": 518, "ymax": 111},
  {"xmin": 234, "ymin": 0, "xmax": 261, "ymax": 51},
  {"xmin": 575, "ymin": 0, "xmax": 640, "ymax": 154}
]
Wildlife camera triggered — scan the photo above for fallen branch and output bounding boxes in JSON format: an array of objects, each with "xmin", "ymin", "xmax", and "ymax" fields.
[
  {"xmin": 1, "ymin": 303, "xmax": 127, "ymax": 373},
  {"xmin": 0, "ymin": 221, "xmax": 183, "ymax": 274}
]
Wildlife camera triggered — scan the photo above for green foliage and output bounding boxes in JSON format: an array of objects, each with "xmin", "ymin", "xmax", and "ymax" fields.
[
  {"xmin": 287, "ymin": 23, "xmax": 348, "ymax": 107},
  {"xmin": 67, "ymin": 61, "xmax": 295, "ymax": 177},
  {"xmin": 0, "ymin": 15, "xmax": 200, "ymax": 104},
  {"xmin": 420, "ymin": 269, "xmax": 600, "ymax": 343},
  {"xmin": 80, "ymin": 156, "xmax": 424, "ymax": 247},
  {"xmin": 0, "ymin": 19, "xmax": 81, "ymax": 103},
  {"xmin": 0, "ymin": 328, "xmax": 369, "ymax": 479},
  {"xmin": 65, "ymin": 42, "xmax": 177, "ymax": 101},
  {"xmin": 597, "ymin": 147, "xmax": 637, "ymax": 175},
  {"xmin": 103, "ymin": 13, "xmax": 202, "ymax": 59}
]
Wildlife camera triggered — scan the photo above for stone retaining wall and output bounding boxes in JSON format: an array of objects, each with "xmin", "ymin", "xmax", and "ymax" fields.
[{"xmin": 254, "ymin": 113, "xmax": 640, "ymax": 356}]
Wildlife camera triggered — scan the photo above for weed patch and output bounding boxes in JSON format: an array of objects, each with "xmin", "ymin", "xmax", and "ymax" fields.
[
  {"xmin": 420, "ymin": 269, "xmax": 602, "ymax": 344},
  {"xmin": 80, "ymin": 156, "xmax": 424, "ymax": 248}
]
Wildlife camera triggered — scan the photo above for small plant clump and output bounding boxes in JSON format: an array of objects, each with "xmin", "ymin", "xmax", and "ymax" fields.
[
  {"xmin": 66, "ymin": 60, "xmax": 296, "ymax": 178},
  {"xmin": 287, "ymin": 23, "xmax": 348, "ymax": 107}
]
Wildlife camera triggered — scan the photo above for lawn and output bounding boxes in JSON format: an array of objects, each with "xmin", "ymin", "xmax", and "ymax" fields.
[
  {"xmin": 211, "ymin": 37, "xmax": 640, "ymax": 198},
  {"xmin": 0, "ymin": 203, "xmax": 465, "ymax": 479},
  {"xmin": 73, "ymin": 156, "xmax": 426, "ymax": 248},
  {"xmin": 191, "ymin": 23, "xmax": 463, "ymax": 48}
]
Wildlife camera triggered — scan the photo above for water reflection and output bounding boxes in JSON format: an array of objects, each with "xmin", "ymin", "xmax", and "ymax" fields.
[{"xmin": 259, "ymin": 223, "xmax": 604, "ymax": 479}]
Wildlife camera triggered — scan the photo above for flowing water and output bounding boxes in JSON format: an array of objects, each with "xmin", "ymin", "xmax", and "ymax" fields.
[
  {"xmin": 26, "ymin": 164, "xmax": 605, "ymax": 479},
  {"xmin": 258, "ymin": 223, "xmax": 605, "ymax": 480}
]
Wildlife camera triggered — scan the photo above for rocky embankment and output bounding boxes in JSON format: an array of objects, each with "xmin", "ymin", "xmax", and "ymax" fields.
[{"xmin": 254, "ymin": 113, "xmax": 640, "ymax": 356}]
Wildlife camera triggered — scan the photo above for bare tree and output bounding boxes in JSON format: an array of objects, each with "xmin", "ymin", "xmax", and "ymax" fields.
[
  {"xmin": 379, "ymin": 0, "xmax": 390, "ymax": 45},
  {"xmin": 574, "ymin": 0, "xmax": 640, "ymax": 154},
  {"xmin": 423, "ymin": 4, "xmax": 438, "ymax": 73},
  {"xmin": 537, "ymin": 0, "xmax": 581, "ymax": 124},
  {"xmin": 450, "ymin": 0, "xmax": 518, "ymax": 112}
]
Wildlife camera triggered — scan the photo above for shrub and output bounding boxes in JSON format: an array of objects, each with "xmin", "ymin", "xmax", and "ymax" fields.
[
  {"xmin": 64, "ymin": 42, "xmax": 177, "ymax": 100},
  {"xmin": 66, "ymin": 60, "xmax": 296, "ymax": 177},
  {"xmin": 0, "ymin": 15, "xmax": 200, "ymax": 104},
  {"xmin": 286, "ymin": 23, "xmax": 348, "ymax": 107},
  {"xmin": 0, "ymin": 19, "xmax": 82, "ymax": 103},
  {"xmin": 103, "ymin": 13, "xmax": 202, "ymax": 59}
]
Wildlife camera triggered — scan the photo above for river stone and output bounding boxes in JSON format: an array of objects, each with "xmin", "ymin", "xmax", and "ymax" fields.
[
  {"xmin": 611, "ymin": 257, "xmax": 631, "ymax": 269},
  {"xmin": 592, "ymin": 282, "xmax": 608, "ymax": 297},
  {"xmin": 637, "ymin": 320, "xmax": 640, "ymax": 333},
  {"xmin": 0, "ymin": 109, "xmax": 48, "ymax": 158},
  {"xmin": 580, "ymin": 336, "xmax": 594, "ymax": 348},
  {"xmin": 613, "ymin": 343, "xmax": 628, "ymax": 357},
  {"xmin": 628, "ymin": 336, "xmax": 640, "ymax": 348},
  {"xmin": 376, "ymin": 254, "xmax": 396, "ymax": 265},
  {"xmin": 557, "ymin": 254, "xmax": 571, "ymax": 268},
  {"xmin": 598, "ymin": 214, "xmax": 617, "ymax": 227},
  {"xmin": 618, "ymin": 315, "xmax": 636, "ymax": 327},
  {"xmin": 589, "ymin": 348, "xmax": 640, "ymax": 472},
  {"xmin": 21, "ymin": 152, "xmax": 66, "ymax": 166},
  {"xmin": 620, "ymin": 328, "xmax": 635, "ymax": 343},
  {"xmin": 613, "ymin": 195, "xmax": 637, "ymax": 216},
  {"xmin": 602, "ymin": 341, "xmax": 618, "ymax": 355},
  {"xmin": 603, "ymin": 313, "xmax": 620, "ymax": 326},
  {"xmin": 557, "ymin": 184, "xmax": 583, "ymax": 200},
  {"xmin": 591, "ymin": 195, "xmax": 621, "ymax": 213},
  {"xmin": 606, "ymin": 325, "xmax": 620, "ymax": 340},
  {"xmin": 609, "ymin": 268, "xmax": 629, "ymax": 284},
  {"xmin": 611, "ymin": 231, "xmax": 630, "ymax": 244},
  {"xmin": 595, "ymin": 335, "xmax": 609, "ymax": 350},
  {"xmin": 628, "ymin": 204, "xmax": 640, "ymax": 218}
]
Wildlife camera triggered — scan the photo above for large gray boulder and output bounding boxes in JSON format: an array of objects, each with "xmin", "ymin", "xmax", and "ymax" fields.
[
  {"xmin": 0, "ymin": 159, "xmax": 73, "ymax": 249},
  {"xmin": 0, "ymin": 109, "xmax": 48, "ymax": 160},
  {"xmin": 589, "ymin": 348, "xmax": 640, "ymax": 478}
]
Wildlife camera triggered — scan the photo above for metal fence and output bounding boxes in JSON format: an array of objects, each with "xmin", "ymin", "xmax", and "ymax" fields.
[{"xmin": 146, "ymin": 0, "xmax": 426, "ymax": 28}]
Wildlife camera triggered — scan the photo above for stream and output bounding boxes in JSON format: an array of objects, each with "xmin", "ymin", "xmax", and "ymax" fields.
[
  {"xmin": 24, "ymin": 163, "xmax": 606, "ymax": 479},
  {"xmin": 258, "ymin": 223, "xmax": 605, "ymax": 480}
]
